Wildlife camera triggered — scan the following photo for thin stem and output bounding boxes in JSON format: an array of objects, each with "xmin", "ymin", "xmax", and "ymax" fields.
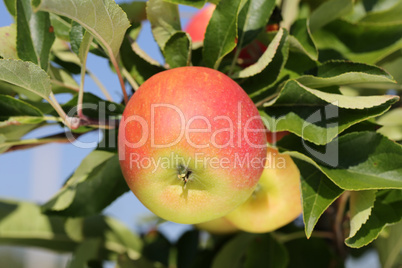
[
  {"xmin": 122, "ymin": 67, "xmax": 139, "ymax": 92},
  {"xmin": 228, "ymin": 44, "xmax": 242, "ymax": 76},
  {"xmin": 256, "ymin": 92, "xmax": 280, "ymax": 107},
  {"xmin": 47, "ymin": 93, "xmax": 71, "ymax": 128},
  {"xmin": 77, "ymin": 63, "xmax": 86, "ymax": 118},
  {"xmin": 108, "ymin": 48, "xmax": 128, "ymax": 104},
  {"xmin": 87, "ymin": 69, "xmax": 113, "ymax": 101},
  {"xmin": 276, "ymin": 230, "xmax": 335, "ymax": 243},
  {"xmin": 50, "ymin": 80, "xmax": 79, "ymax": 92},
  {"xmin": 47, "ymin": 93, "xmax": 117, "ymax": 130},
  {"xmin": 77, "ymin": 35, "xmax": 93, "ymax": 118}
]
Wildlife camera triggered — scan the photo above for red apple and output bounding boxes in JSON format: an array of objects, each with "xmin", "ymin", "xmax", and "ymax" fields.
[
  {"xmin": 184, "ymin": 4, "xmax": 215, "ymax": 42},
  {"xmin": 266, "ymin": 130, "xmax": 289, "ymax": 144},
  {"xmin": 118, "ymin": 66, "xmax": 267, "ymax": 224},
  {"xmin": 224, "ymin": 147, "xmax": 302, "ymax": 233},
  {"xmin": 184, "ymin": 4, "xmax": 279, "ymax": 67}
]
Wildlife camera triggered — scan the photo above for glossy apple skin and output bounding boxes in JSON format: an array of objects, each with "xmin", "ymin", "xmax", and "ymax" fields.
[
  {"xmin": 184, "ymin": 4, "xmax": 215, "ymax": 42},
  {"xmin": 195, "ymin": 217, "xmax": 238, "ymax": 235},
  {"xmin": 225, "ymin": 147, "xmax": 302, "ymax": 233},
  {"xmin": 119, "ymin": 67, "xmax": 267, "ymax": 224}
]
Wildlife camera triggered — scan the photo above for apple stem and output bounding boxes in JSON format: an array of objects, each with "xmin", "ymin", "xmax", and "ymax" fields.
[{"xmin": 178, "ymin": 165, "xmax": 192, "ymax": 188}]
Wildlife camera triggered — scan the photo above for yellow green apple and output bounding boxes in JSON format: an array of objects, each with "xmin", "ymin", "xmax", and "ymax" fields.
[
  {"xmin": 225, "ymin": 147, "xmax": 302, "ymax": 233},
  {"xmin": 195, "ymin": 217, "xmax": 238, "ymax": 235}
]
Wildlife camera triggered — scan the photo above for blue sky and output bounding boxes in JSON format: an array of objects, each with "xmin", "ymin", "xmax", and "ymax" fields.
[{"xmin": 0, "ymin": 0, "xmax": 198, "ymax": 241}]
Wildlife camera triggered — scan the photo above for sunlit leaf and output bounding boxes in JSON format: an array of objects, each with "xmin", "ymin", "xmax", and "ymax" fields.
[
  {"xmin": 348, "ymin": 190, "xmax": 377, "ymax": 238},
  {"xmin": 261, "ymin": 80, "xmax": 398, "ymax": 145},
  {"xmin": 0, "ymin": 24, "xmax": 18, "ymax": 60},
  {"xmin": 0, "ymin": 59, "xmax": 51, "ymax": 99},
  {"xmin": 34, "ymin": 0, "xmax": 130, "ymax": 59}
]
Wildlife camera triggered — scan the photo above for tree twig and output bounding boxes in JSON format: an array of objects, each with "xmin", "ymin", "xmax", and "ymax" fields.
[
  {"xmin": 122, "ymin": 67, "xmax": 139, "ymax": 92},
  {"xmin": 87, "ymin": 69, "xmax": 114, "ymax": 101},
  {"xmin": 334, "ymin": 191, "xmax": 350, "ymax": 257},
  {"xmin": 108, "ymin": 50, "xmax": 128, "ymax": 104}
]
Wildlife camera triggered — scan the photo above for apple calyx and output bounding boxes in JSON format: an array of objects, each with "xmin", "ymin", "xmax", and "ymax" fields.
[
  {"xmin": 250, "ymin": 183, "xmax": 262, "ymax": 199},
  {"xmin": 177, "ymin": 164, "xmax": 193, "ymax": 189}
]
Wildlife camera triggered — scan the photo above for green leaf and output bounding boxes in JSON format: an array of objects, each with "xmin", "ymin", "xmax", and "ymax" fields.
[
  {"xmin": 359, "ymin": 1, "xmax": 402, "ymax": 24},
  {"xmin": 176, "ymin": 230, "xmax": 200, "ymax": 268},
  {"xmin": 203, "ymin": 0, "xmax": 243, "ymax": 69},
  {"xmin": 34, "ymin": 0, "xmax": 130, "ymax": 59},
  {"xmin": 142, "ymin": 231, "xmax": 172, "ymax": 267},
  {"xmin": 278, "ymin": 132, "xmax": 402, "ymax": 190},
  {"xmin": 68, "ymin": 239, "xmax": 102, "ymax": 268},
  {"xmin": 240, "ymin": 30, "xmax": 289, "ymax": 100},
  {"xmin": 0, "ymin": 94, "xmax": 43, "ymax": 119},
  {"xmin": 345, "ymin": 189, "xmax": 402, "ymax": 248},
  {"xmin": 313, "ymin": 20, "xmax": 402, "ymax": 64},
  {"xmin": 379, "ymin": 50, "xmax": 402, "ymax": 84},
  {"xmin": 164, "ymin": 32, "xmax": 191, "ymax": 68},
  {"xmin": 0, "ymin": 59, "xmax": 52, "ymax": 100},
  {"xmin": 0, "ymin": 94, "xmax": 45, "ymax": 133},
  {"xmin": 294, "ymin": 158, "xmax": 343, "ymax": 238},
  {"xmin": 211, "ymin": 233, "xmax": 255, "ymax": 268},
  {"xmin": 377, "ymin": 108, "xmax": 402, "ymax": 142},
  {"xmin": 237, "ymin": 0, "xmax": 276, "ymax": 48},
  {"xmin": 49, "ymin": 14, "xmax": 71, "ymax": 40},
  {"xmin": 261, "ymin": 80, "xmax": 398, "ymax": 145},
  {"xmin": 147, "ymin": 0, "xmax": 181, "ymax": 51},
  {"xmin": 375, "ymin": 221, "xmax": 402, "ymax": 268},
  {"xmin": 4, "ymin": 0, "xmax": 16, "ymax": 16},
  {"xmin": 69, "ymin": 21, "xmax": 86, "ymax": 56},
  {"xmin": 120, "ymin": 38, "xmax": 164, "ymax": 85},
  {"xmin": 163, "ymin": 0, "xmax": 207, "ymax": 8},
  {"xmin": 16, "ymin": 0, "xmax": 55, "ymax": 70},
  {"xmin": 244, "ymin": 234, "xmax": 289, "ymax": 268},
  {"xmin": 42, "ymin": 150, "xmax": 129, "ymax": 217},
  {"xmin": 348, "ymin": 190, "xmax": 377, "ymax": 238},
  {"xmin": 77, "ymin": 32, "xmax": 93, "ymax": 66},
  {"xmin": 343, "ymin": 0, "xmax": 402, "ymax": 23},
  {"xmin": 0, "ymin": 199, "xmax": 142, "ymax": 259},
  {"xmin": 232, "ymin": 28, "xmax": 284, "ymax": 79},
  {"xmin": 0, "ymin": 95, "xmax": 46, "ymax": 153},
  {"xmin": 0, "ymin": 124, "xmax": 44, "ymax": 153},
  {"xmin": 309, "ymin": 0, "xmax": 353, "ymax": 32},
  {"xmin": 297, "ymin": 61, "xmax": 395, "ymax": 88},
  {"xmin": 0, "ymin": 24, "xmax": 19, "ymax": 60},
  {"xmin": 289, "ymin": 19, "xmax": 318, "ymax": 61}
]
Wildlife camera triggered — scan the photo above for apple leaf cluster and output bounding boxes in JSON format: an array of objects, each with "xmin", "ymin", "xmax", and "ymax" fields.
[{"xmin": 1, "ymin": 0, "xmax": 402, "ymax": 267}]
